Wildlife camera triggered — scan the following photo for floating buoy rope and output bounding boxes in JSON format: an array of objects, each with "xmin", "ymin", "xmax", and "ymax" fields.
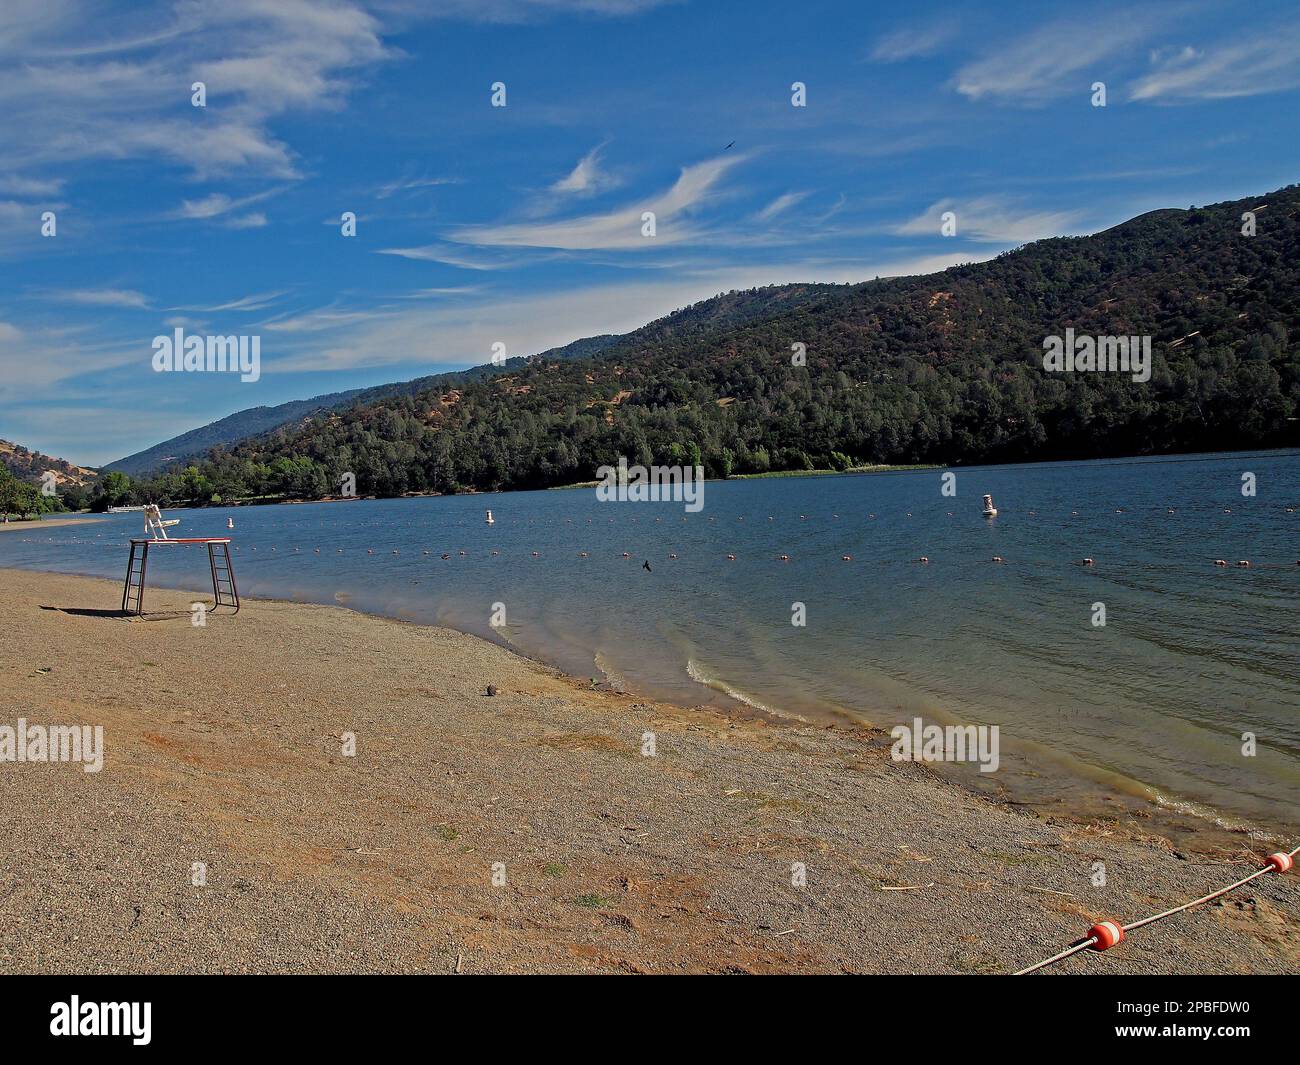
[
  {"xmin": 1013, "ymin": 846, "xmax": 1299, "ymax": 975},
  {"xmin": 44, "ymin": 538, "xmax": 1300, "ymax": 571}
]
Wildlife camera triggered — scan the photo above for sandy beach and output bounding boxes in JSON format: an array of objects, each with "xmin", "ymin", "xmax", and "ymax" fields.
[
  {"xmin": 0, "ymin": 567, "xmax": 1295, "ymax": 975},
  {"xmin": 0, "ymin": 516, "xmax": 106, "ymax": 533}
]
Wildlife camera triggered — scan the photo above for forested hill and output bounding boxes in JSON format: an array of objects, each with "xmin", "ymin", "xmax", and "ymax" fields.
[
  {"xmin": 106, "ymin": 334, "xmax": 626, "ymax": 477},
  {"xmin": 103, "ymin": 387, "xmax": 376, "ymax": 476},
  {"xmin": 116, "ymin": 184, "xmax": 1299, "ymax": 505}
]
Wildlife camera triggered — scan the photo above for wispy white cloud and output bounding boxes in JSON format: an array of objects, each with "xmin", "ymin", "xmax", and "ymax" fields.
[
  {"xmin": 396, "ymin": 286, "xmax": 486, "ymax": 299},
  {"xmin": 260, "ymin": 307, "xmax": 393, "ymax": 334},
  {"xmin": 374, "ymin": 174, "xmax": 458, "ymax": 199},
  {"xmin": 0, "ymin": 174, "xmax": 64, "ymax": 197},
  {"xmin": 41, "ymin": 287, "xmax": 152, "ymax": 309},
  {"xmin": 869, "ymin": 22, "xmax": 957, "ymax": 63},
  {"xmin": 196, "ymin": 291, "xmax": 288, "ymax": 313},
  {"xmin": 953, "ymin": 15, "xmax": 1161, "ymax": 102},
  {"xmin": 407, "ymin": 0, "xmax": 679, "ymax": 24},
  {"xmin": 1131, "ymin": 31, "xmax": 1300, "ymax": 101},
  {"xmin": 893, "ymin": 197, "xmax": 1080, "ymax": 243},
  {"xmin": 0, "ymin": 1, "xmax": 392, "ymax": 182},
  {"xmin": 449, "ymin": 153, "xmax": 748, "ymax": 250},
  {"xmin": 192, "ymin": 1, "xmax": 387, "ymax": 117},
  {"xmin": 754, "ymin": 191, "xmax": 809, "ymax": 223},
  {"xmin": 550, "ymin": 144, "xmax": 618, "ymax": 195},
  {"xmin": 0, "ymin": 201, "xmax": 36, "ymax": 226},
  {"xmin": 0, "ymin": 318, "xmax": 142, "ymax": 395},
  {"xmin": 173, "ymin": 189, "xmax": 281, "ymax": 221},
  {"xmin": 375, "ymin": 243, "xmax": 534, "ymax": 271},
  {"xmin": 814, "ymin": 193, "xmax": 847, "ymax": 224}
]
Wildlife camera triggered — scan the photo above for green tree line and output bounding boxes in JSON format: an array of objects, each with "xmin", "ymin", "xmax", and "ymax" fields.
[{"xmin": 0, "ymin": 467, "xmax": 62, "ymax": 521}]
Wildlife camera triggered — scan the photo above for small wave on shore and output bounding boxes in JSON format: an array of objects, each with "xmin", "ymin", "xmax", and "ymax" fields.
[
  {"xmin": 684, "ymin": 655, "xmax": 791, "ymax": 718},
  {"xmin": 593, "ymin": 649, "xmax": 629, "ymax": 693}
]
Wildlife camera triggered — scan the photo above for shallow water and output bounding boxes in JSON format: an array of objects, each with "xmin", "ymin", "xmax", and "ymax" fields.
[{"xmin": 3, "ymin": 450, "xmax": 1297, "ymax": 838}]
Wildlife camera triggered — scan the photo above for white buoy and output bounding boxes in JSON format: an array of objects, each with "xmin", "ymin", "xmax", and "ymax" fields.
[
  {"xmin": 485, "ymin": 509, "xmax": 495, "ymax": 525},
  {"xmin": 982, "ymin": 494, "xmax": 998, "ymax": 518},
  {"xmin": 227, "ymin": 517, "xmax": 234, "ymax": 529}
]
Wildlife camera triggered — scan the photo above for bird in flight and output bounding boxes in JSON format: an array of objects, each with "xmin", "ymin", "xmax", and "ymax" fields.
[
  {"xmin": 724, "ymin": 140, "xmax": 735, "ymax": 151},
  {"xmin": 642, "ymin": 560, "xmax": 652, "ymax": 572}
]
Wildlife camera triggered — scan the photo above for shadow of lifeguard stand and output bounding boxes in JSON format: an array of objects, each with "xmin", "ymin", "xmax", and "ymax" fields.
[{"xmin": 121, "ymin": 505, "xmax": 240, "ymax": 617}]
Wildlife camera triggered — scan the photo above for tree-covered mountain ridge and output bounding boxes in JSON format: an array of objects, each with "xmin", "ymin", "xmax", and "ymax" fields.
[
  {"xmin": 115, "ymin": 183, "xmax": 1299, "ymax": 506},
  {"xmin": 104, "ymin": 335, "xmax": 625, "ymax": 477}
]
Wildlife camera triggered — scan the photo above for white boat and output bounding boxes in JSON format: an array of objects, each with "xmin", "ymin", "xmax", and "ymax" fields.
[
  {"xmin": 107, "ymin": 504, "xmax": 146, "ymax": 514},
  {"xmin": 982, "ymin": 494, "xmax": 998, "ymax": 518}
]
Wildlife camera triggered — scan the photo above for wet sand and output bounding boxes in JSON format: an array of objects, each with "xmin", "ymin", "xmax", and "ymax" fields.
[{"xmin": 0, "ymin": 568, "xmax": 1295, "ymax": 974}]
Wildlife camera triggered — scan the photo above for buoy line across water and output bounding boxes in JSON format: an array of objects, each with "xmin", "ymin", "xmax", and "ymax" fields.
[{"xmin": 18, "ymin": 538, "xmax": 1300, "ymax": 570}]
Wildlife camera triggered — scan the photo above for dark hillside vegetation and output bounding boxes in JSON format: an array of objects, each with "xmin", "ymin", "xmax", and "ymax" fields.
[{"xmin": 105, "ymin": 185, "xmax": 1299, "ymax": 506}]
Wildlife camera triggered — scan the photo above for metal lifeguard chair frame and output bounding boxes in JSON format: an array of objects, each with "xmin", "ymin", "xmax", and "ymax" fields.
[{"xmin": 121, "ymin": 505, "xmax": 240, "ymax": 616}]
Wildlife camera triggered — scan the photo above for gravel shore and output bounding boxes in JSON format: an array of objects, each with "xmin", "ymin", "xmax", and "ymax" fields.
[{"xmin": 0, "ymin": 567, "xmax": 1295, "ymax": 974}]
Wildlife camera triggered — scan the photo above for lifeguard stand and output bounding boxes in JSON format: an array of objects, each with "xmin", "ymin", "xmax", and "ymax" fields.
[{"xmin": 121, "ymin": 505, "xmax": 240, "ymax": 616}]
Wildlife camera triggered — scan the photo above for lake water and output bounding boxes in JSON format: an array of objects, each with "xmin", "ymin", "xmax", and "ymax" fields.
[{"xmin": 3, "ymin": 450, "xmax": 1297, "ymax": 841}]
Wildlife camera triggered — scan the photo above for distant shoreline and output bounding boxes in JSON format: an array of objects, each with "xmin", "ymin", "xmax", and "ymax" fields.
[
  {"xmin": 88, "ymin": 445, "xmax": 1300, "ymax": 511},
  {"xmin": 730, "ymin": 463, "xmax": 939, "ymax": 479},
  {"xmin": 0, "ymin": 515, "xmax": 106, "ymax": 533}
]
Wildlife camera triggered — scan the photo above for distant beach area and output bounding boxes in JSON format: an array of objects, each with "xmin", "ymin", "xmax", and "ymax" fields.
[{"xmin": 0, "ymin": 516, "xmax": 105, "ymax": 533}]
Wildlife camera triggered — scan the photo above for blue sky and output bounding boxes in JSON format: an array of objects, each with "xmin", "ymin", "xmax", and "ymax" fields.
[{"xmin": 2, "ymin": 0, "xmax": 1298, "ymax": 465}]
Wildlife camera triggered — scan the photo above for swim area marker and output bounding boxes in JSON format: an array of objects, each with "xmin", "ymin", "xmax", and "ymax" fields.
[{"xmin": 1014, "ymin": 846, "xmax": 1298, "ymax": 975}]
